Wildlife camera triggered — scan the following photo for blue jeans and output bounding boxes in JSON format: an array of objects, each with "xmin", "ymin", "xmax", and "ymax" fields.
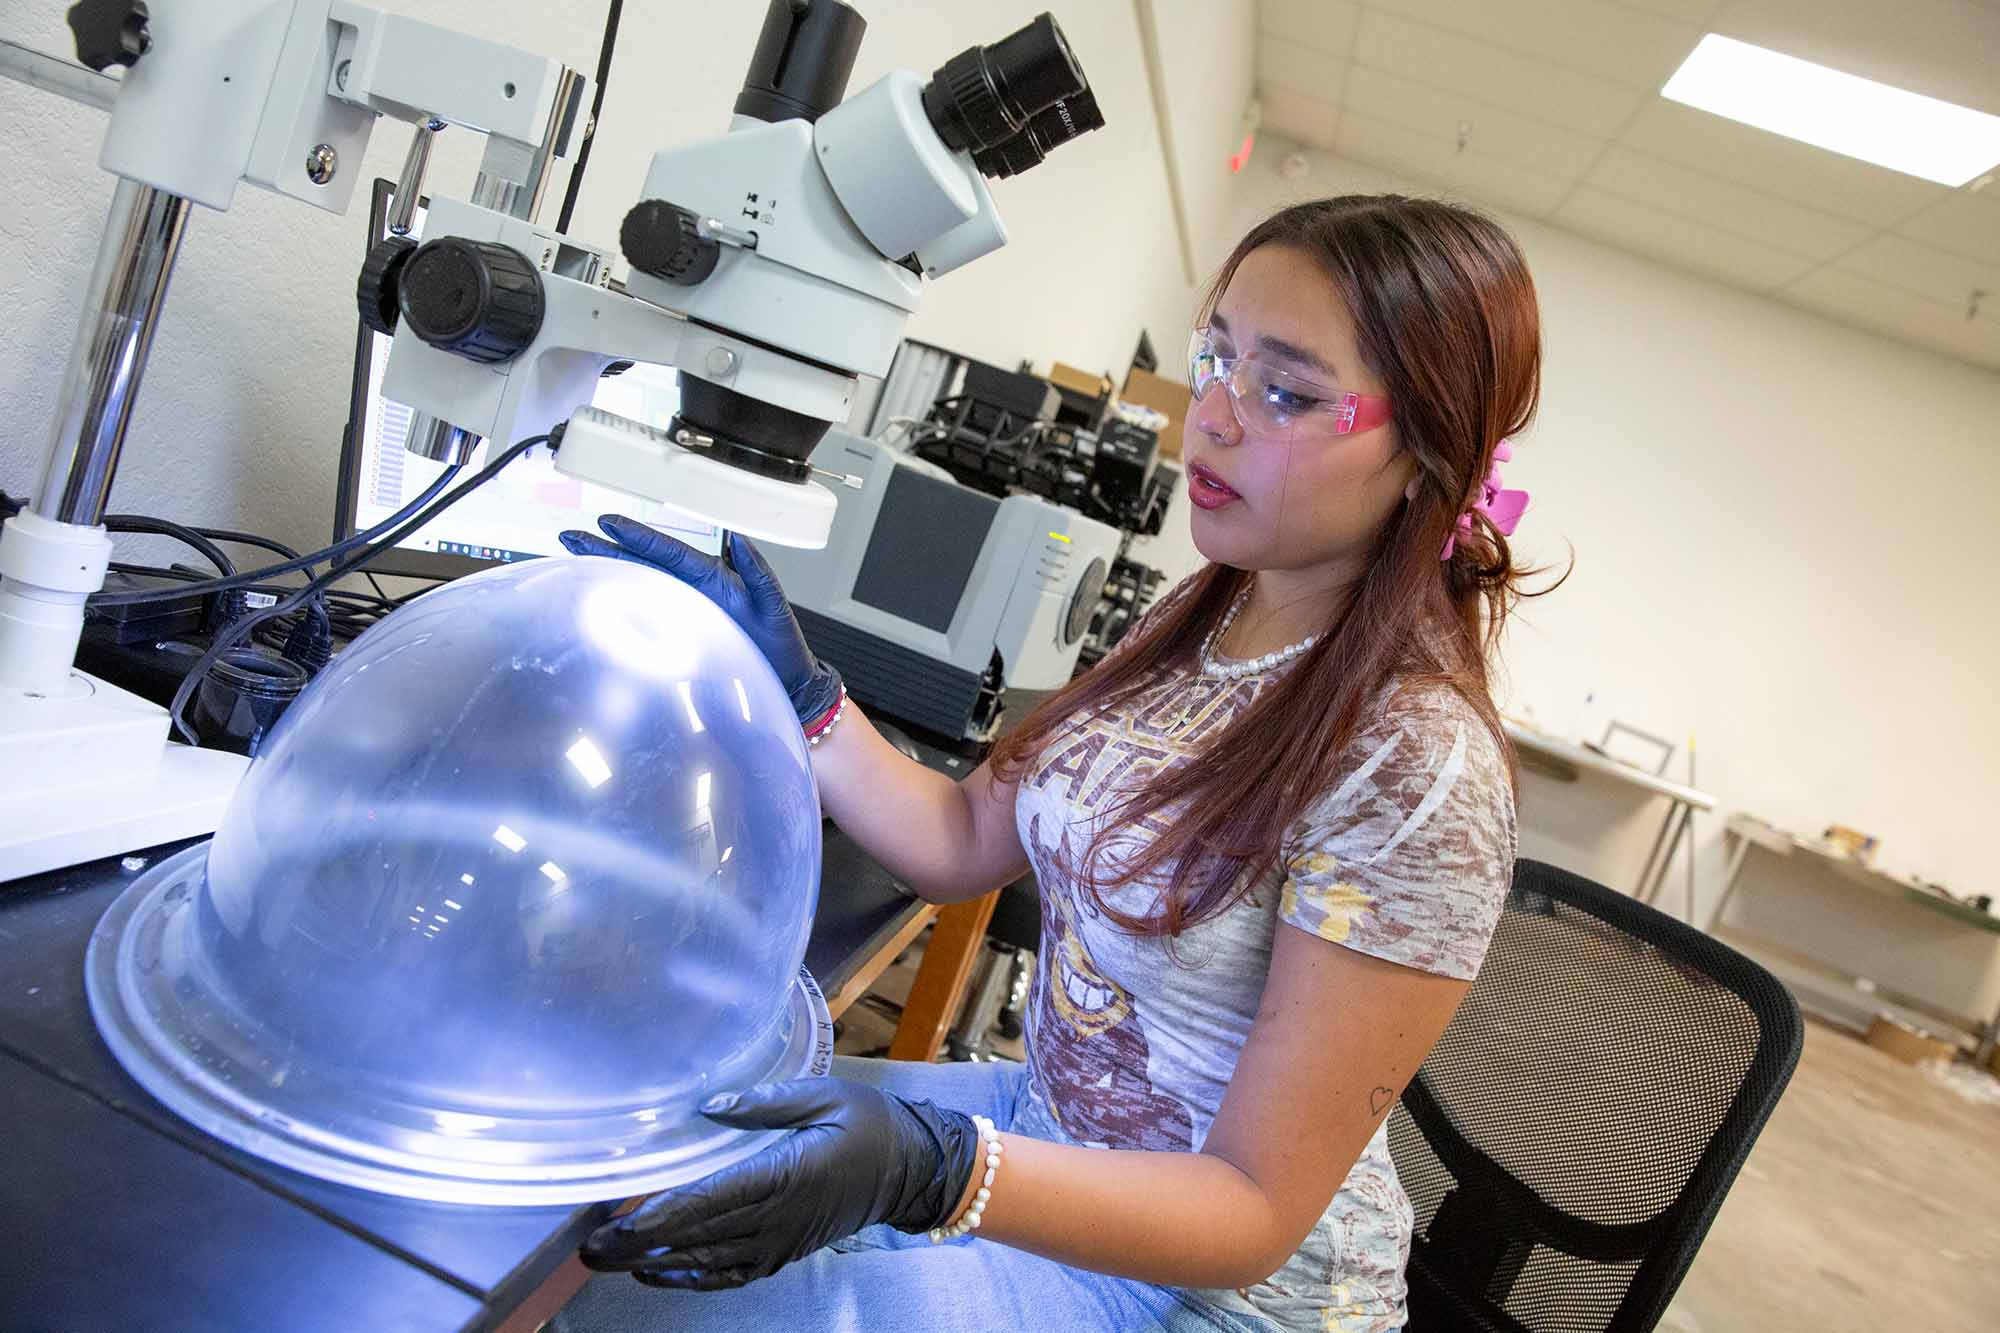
[{"xmin": 550, "ymin": 1056, "xmax": 1271, "ymax": 1333}]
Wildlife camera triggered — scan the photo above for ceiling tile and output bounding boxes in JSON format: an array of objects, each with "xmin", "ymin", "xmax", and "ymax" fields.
[
  {"xmin": 1331, "ymin": 111, "xmax": 1580, "ymax": 217},
  {"xmin": 1352, "ymin": 9, "xmax": 1646, "ymax": 138},
  {"xmin": 1360, "ymin": 0, "xmax": 1705, "ymax": 88},
  {"xmin": 1258, "ymin": 0, "xmax": 1361, "ymax": 55},
  {"xmin": 1611, "ymin": 0, "xmax": 1723, "ymax": 21},
  {"xmin": 1896, "ymin": 189, "xmax": 2000, "ymax": 267},
  {"xmin": 1784, "ymin": 267, "xmax": 2000, "ymax": 370},
  {"xmin": 1619, "ymin": 100, "xmax": 1949, "ymax": 227},
  {"xmin": 1581, "ymin": 146, "xmax": 1875, "ymax": 260},
  {"xmin": 1832, "ymin": 234, "xmax": 2000, "ymax": 312},
  {"xmin": 1555, "ymin": 185, "xmax": 1821, "ymax": 289},
  {"xmin": 1258, "ymin": 86, "xmax": 1343, "ymax": 149},
  {"xmin": 1258, "ymin": 34, "xmax": 1345, "ymax": 102},
  {"xmin": 1708, "ymin": 0, "xmax": 2000, "ymax": 117},
  {"xmin": 1342, "ymin": 64, "xmax": 1607, "ymax": 179}
]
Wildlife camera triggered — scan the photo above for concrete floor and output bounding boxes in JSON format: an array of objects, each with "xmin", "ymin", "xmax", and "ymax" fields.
[
  {"xmin": 1663, "ymin": 1020, "xmax": 2000, "ymax": 1333},
  {"xmin": 837, "ymin": 943, "xmax": 2000, "ymax": 1332}
]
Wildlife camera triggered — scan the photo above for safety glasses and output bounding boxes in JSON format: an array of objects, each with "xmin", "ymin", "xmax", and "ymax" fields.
[{"xmin": 1187, "ymin": 327, "xmax": 1391, "ymax": 439}]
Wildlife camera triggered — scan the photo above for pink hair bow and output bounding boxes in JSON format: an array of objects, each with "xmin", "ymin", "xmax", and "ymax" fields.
[{"xmin": 1441, "ymin": 439, "xmax": 1529, "ymax": 561}]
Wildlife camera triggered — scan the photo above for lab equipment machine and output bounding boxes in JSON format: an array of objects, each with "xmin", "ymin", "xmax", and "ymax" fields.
[
  {"xmin": 762, "ymin": 430, "xmax": 1121, "ymax": 742},
  {"xmin": 0, "ymin": 0, "xmax": 1104, "ymax": 879}
]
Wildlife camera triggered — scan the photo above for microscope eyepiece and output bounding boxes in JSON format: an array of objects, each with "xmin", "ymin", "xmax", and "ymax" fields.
[
  {"xmin": 971, "ymin": 85, "xmax": 1104, "ymax": 180},
  {"xmin": 922, "ymin": 13, "xmax": 1085, "ymax": 156}
]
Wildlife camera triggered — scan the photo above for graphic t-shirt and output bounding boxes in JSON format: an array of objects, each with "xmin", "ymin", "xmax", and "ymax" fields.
[{"xmin": 1008, "ymin": 596, "xmax": 1517, "ymax": 1331}]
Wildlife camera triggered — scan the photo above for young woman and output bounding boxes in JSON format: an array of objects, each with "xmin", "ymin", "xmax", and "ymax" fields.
[{"xmin": 554, "ymin": 193, "xmax": 1542, "ymax": 1333}]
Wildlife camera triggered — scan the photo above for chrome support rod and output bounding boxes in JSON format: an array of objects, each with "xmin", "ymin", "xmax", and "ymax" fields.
[
  {"xmin": 0, "ymin": 37, "xmax": 116, "ymax": 112},
  {"xmin": 390, "ymin": 118, "xmax": 446, "ymax": 237},
  {"xmin": 35, "ymin": 178, "xmax": 192, "ymax": 526}
]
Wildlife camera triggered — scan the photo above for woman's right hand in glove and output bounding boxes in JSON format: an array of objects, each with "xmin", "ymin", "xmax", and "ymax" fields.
[{"xmin": 558, "ymin": 516, "xmax": 842, "ymax": 727}]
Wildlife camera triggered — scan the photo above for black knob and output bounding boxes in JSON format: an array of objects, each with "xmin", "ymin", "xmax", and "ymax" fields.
[
  {"xmin": 396, "ymin": 238, "xmax": 545, "ymax": 364},
  {"xmin": 621, "ymin": 201, "xmax": 721, "ymax": 287},
  {"xmin": 355, "ymin": 236, "xmax": 417, "ymax": 337},
  {"xmin": 69, "ymin": 0, "xmax": 150, "ymax": 71}
]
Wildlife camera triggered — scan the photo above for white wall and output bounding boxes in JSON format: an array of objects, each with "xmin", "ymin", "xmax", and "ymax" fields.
[
  {"xmin": 1111, "ymin": 0, "xmax": 1259, "ymax": 584},
  {"xmin": 0, "ymin": 0, "xmax": 1207, "ymax": 565},
  {"xmin": 1143, "ymin": 0, "xmax": 1261, "ymax": 279},
  {"xmin": 1211, "ymin": 138, "xmax": 2000, "ymax": 927}
]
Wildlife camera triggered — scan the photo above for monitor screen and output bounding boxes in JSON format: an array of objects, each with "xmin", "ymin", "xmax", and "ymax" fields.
[{"xmin": 336, "ymin": 180, "xmax": 719, "ymax": 580}]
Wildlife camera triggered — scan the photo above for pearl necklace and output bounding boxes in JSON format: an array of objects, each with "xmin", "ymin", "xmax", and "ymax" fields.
[{"xmin": 1198, "ymin": 589, "xmax": 1317, "ymax": 680}]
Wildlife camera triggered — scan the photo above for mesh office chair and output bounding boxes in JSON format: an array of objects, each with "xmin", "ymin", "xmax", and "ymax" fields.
[{"xmin": 1389, "ymin": 858, "xmax": 1802, "ymax": 1333}]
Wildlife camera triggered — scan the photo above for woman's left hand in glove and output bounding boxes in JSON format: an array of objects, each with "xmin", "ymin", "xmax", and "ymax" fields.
[{"xmin": 579, "ymin": 1077, "xmax": 982, "ymax": 1290}]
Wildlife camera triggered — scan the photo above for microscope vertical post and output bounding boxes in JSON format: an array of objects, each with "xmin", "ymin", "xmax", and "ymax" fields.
[
  {"xmin": 0, "ymin": 179, "xmax": 191, "ymax": 698},
  {"xmin": 35, "ymin": 178, "xmax": 191, "ymax": 529}
]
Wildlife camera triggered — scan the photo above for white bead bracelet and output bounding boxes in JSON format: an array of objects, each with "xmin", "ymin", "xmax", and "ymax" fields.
[{"xmin": 928, "ymin": 1115, "xmax": 1002, "ymax": 1243}]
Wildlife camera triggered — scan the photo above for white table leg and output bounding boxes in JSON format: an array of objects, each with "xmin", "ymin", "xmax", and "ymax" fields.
[
  {"xmin": 1634, "ymin": 801, "xmax": 1677, "ymax": 902},
  {"xmin": 1645, "ymin": 805, "xmax": 1694, "ymax": 916},
  {"xmin": 1706, "ymin": 834, "xmax": 1755, "ymax": 932}
]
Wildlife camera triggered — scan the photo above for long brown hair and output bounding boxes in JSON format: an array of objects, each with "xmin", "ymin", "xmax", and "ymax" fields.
[{"xmin": 992, "ymin": 195, "xmax": 1546, "ymax": 937}]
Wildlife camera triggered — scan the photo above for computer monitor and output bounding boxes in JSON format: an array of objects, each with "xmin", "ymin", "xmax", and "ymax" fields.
[{"xmin": 333, "ymin": 178, "xmax": 719, "ymax": 580}]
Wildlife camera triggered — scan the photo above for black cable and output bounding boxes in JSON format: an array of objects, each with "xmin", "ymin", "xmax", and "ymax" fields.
[
  {"xmin": 90, "ymin": 460, "xmax": 467, "ymax": 608},
  {"xmin": 321, "ymin": 589, "xmax": 394, "ymax": 612},
  {"xmin": 555, "ymin": 0, "xmax": 623, "ymax": 235},
  {"xmin": 196, "ymin": 527, "xmax": 304, "ymax": 569},
  {"xmin": 165, "ymin": 435, "xmax": 548, "ymax": 744},
  {"xmin": 102, "ymin": 563, "xmax": 397, "ymax": 618},
  {"xmin": 110, "ymin": 561, "xmax": 220, "ymax": 585},
  {"xmin": 282, "ymin": 596, "xmax": 334, "ymax": 673},
  {"xmin": 103, "ymin": 515, "xmax": 237, "ymax": 577}
]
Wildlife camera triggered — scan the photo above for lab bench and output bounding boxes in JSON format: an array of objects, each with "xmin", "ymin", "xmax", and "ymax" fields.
[
  {"xmin": 0, "ymin": 738, "xmax": 966, "ymax": 1332},
  {"xmin": 1507, "ymin": 721, "xmax": 1717, "ymax": 917},
  {"xmin": 1707, "ymin": 813, "xmax": 2000, "ymax": 1064}
]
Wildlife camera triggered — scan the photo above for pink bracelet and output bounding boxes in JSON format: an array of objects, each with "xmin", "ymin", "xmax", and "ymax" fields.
[{"xmin": 805, "ymin": 686, "xmax": 848, "ymax": 748}]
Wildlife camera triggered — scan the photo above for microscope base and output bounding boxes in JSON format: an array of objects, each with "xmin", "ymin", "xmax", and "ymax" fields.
[{"xmin": 0, "ymin": 672, "xmax": 246, "ymax": 882}]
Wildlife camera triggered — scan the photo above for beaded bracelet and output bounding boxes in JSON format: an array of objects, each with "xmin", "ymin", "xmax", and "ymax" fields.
[
  {"xmin": 804, "ymin": 686, "xmax": 848, "ymax": 748},
  {"xmin": 929, "ymin": 1115, "xmax": 1002, "ymax": 1243}
]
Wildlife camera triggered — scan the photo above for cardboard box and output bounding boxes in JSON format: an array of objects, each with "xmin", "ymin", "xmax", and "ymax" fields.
[
  {"xmin": 1866, "ymin": 1016, "xmax": 1954, "ymax": 1067},
  {"xmin": 1048, "ymin": 362, "xmax": 1113, "ymax": 400},
  {"xmin": 1119, "ymin": 366, "xmax": 1192, "ymax": 459},
  {"xmin": 1046, "ymin": 362, "xmax": 1113, "ymax": 431}
]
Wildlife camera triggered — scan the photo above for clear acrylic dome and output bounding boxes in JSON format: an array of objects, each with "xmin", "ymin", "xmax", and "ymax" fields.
[{"xmin": 87, "ymin": 556, "xmax": 829, "ymax": 1205}]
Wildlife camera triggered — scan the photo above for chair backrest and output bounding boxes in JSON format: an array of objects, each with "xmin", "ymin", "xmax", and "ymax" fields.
[{"xmin": 1389, "ymin": 858, "xmax": 1802, "ymax": 1333}]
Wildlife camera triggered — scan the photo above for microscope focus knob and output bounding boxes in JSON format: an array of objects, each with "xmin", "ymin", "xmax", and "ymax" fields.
[
  {"xmin": 355, "ymin": 236, "xmax": 417, "ymax": 337},
  {"xmin": 68, "ymin": 0, "xmax": 151, "ymax": 71},
  {"xmin": 397, "ymin": 238, "xmax": 546, "ymax": 365},
  {"xmin": 621, "ymin": 201, "xmax": 721, "ymax": 287}
]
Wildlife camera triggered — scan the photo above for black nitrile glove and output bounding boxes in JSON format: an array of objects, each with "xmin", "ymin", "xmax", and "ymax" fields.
[
  {"xmin": 558, "ymin": 516, "xmax": 842, "ymax": 726},
  {"xmin": 579, "ymin": 1077, "xmax": 982, "ymax": 1290}
]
